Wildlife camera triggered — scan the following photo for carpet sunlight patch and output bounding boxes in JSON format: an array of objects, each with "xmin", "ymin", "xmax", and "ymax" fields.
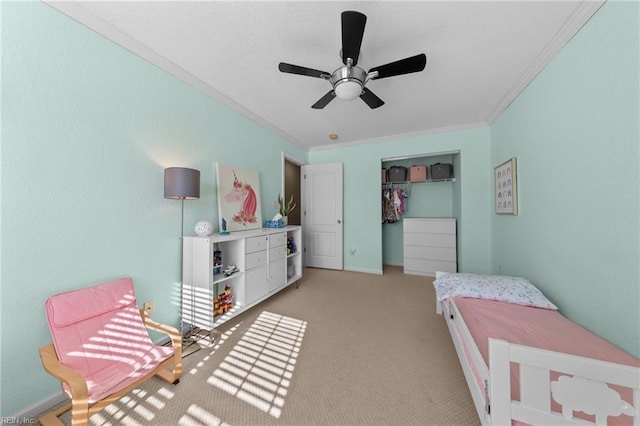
[{"xmin": 208, "ymin": 311, "xmax": 307, "ymax": 418}]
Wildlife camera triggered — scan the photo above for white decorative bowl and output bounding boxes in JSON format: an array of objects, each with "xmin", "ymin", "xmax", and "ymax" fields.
[{"xmin": 194, "ymin": 220, "xmax": 213, "ymax": 236}]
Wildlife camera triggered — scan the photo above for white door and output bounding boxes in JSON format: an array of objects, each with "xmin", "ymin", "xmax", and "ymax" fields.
[{"xmin": 302, "ymin": 163, "xmax": 343, "ymax": 270}]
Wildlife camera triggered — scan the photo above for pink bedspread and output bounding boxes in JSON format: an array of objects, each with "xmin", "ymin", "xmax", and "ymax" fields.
[{"xmin": 453, "ymin": 297, "xmax": 639, "ymax": 425}]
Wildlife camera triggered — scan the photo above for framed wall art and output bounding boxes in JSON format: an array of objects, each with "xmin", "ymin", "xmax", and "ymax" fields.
[
  {"xmin": 494, "ymin": 157, "xmax": 518, "ymax": 215},
  {"xmin": 216, "ymin": 163, "xmax": 263, "ymax": 232}
]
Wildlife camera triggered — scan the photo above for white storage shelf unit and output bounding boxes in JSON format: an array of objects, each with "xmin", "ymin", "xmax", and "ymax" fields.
[
  {"xmin": 403, "ymin": 218, "xmax": 457, "ymax": 277},
  {"xmin": 182, "ymin": 225, "xmax": 302, "ymax": 330}
]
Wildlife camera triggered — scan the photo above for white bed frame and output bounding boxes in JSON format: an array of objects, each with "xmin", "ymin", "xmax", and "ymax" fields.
[{"xmin": 438, "ymin": 298, "xmax": 640, "ymax": 425}]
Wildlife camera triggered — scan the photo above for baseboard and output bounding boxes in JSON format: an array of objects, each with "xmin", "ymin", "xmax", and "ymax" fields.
[
  {"xmin": 11, "ymin": 391, "xmax": 67, "ymax": 420},
  {"xmin": 344, "ymin": 267, "xmax": 383, "ymax": 275}
]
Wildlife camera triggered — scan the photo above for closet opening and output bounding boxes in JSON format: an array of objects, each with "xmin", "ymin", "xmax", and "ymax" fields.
[{"xmin": 381, "ymin": 151, "xmax": 461, "ymax": 276}]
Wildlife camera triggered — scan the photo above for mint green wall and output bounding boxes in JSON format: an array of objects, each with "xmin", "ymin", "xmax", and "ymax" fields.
[
  {"xmin": 310, "ymin": 127, "xmax": 492, "ymax": 275},
  {"xmin": 3, "ymin": 0, "xmax": 637, "ymax": 418},
  {"xmin": 0, "ymin": 2, "xmax": 306, "ymax": 416},
  {"xmin": 491, "ymin": 1, "xmax": 639, "ymax": 357}
]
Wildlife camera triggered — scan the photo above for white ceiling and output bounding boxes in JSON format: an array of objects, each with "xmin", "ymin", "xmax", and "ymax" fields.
[{"xmin": 46, "ymin": 1, "xmax": 603, "ymax": 151}]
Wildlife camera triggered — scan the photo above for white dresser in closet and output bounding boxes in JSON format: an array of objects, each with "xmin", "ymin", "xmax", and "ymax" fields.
[{"xmin": 403, "ymin": 218, "xmax": 457, "ymax": 277}]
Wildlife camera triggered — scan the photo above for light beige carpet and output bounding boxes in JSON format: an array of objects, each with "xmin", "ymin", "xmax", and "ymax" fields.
[{"xmin": 50, "ymin": 266, "xmax": 479, "ymax": 426}]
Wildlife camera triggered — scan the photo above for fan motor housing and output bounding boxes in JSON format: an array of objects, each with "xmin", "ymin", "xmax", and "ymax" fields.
[{"xmin": 330, "ymin": 65, "xmax": 367, "ymax": 99}]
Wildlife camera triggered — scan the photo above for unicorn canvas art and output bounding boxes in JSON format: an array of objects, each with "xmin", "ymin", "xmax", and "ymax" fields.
[{"xmin": 216, "ymin": 163, "xmax": 263, "ymax": 232}]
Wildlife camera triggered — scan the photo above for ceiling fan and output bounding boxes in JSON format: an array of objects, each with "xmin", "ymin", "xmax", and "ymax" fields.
[{"xmin": 278, "ymin": 11, "xmax": 427, "ymax": 109}]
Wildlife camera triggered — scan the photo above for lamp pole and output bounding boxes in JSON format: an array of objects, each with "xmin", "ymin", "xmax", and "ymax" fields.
[{"xmin": 164, "ymin": 167, "xmax": 201, "ymax": 357}]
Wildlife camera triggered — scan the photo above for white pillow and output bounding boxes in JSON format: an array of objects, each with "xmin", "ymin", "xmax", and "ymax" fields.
[
  {"xmin": 435, "ymin": 271, "xmax": 450, "ymax": 279},
  {"xmin": 433, "ymin": 273, "xmax": 558, "ymax": 310}
]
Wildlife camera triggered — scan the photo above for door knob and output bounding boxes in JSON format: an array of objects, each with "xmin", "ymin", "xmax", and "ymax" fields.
[{"xmin": 337, "ymin": 219, "xmax": 342, "ymax": 224}]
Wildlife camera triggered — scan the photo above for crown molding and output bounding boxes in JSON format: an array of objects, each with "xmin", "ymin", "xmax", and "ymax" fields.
[
  {"xmin": 309, "ymin": 121, "xmax": 489, "ymax": 152},
  {"xmin": 43, "ymin": 1, "xmax": 305, "ymax": 150},
  {"xmin": 486, "ymin": 0, "xmax": 606, "ymax": 125}
]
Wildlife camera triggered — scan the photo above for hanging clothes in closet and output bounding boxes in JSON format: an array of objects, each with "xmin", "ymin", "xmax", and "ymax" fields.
[{"xmin": 382, "ymin": 185, "xmax": 408, "ymax": 224}]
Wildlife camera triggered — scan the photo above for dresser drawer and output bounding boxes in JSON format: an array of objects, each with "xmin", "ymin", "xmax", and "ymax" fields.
[
  {"xmin": 404, "ymin": 218, "xmax": 456, "ymax": 234},
  {"xmin": 404, "ymin": 245, "xmax": 456, "ymax": 262},
  {"xmin": 246, "ymin": 250, "xmax": 267, "ymax": 270},
  {"xmin": 404, "ymin": 233, "xmax": 456, "ymax": 248},
  {"xmin": 269, "ymin": 232, "xmax": 287, "ymax": 248},
  {"xmin": 269, "ymin": 245, "xmax": 286, "ymax": 262},
  {"xmin": 246, "ymin": 235, "xmax": 268, "ymax": 254},
  {"xmin": 404, "ymin": 258, "xmax": 457, "ymax": 277}
]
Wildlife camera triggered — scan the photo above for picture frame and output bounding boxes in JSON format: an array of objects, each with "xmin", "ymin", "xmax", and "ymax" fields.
[
  {"xmin": 216, "ymin": 163, "xmax": 263, "ymax": 232},
  {"xmin": 494, "ymin": 157, "xmax": 518, "ymax": 215}
]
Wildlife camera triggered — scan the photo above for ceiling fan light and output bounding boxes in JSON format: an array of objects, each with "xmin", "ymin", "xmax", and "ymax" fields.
[{"xmin": 334, "ymin": 80, "xmax": 363, "ymax": 101}]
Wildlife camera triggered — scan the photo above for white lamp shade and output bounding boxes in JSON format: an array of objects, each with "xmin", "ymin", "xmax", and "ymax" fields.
[{"xmin": 334, "ymin": 80, "xmax": 363, "ymax": 101}]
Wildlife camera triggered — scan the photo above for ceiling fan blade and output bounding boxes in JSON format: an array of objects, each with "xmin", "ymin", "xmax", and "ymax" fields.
[
  {"xmin": 369, "ymin": 53, "xmax": 427, "ymax": 79},
  {"xmin": 341, "ymin": 11, "xmax": 367, "ymax": 66},
  {"xmin": 311, "ymin": 91, "xmax": 337, "ymax": 109},
  {"xmin": 279, "ymin": 62, "xmax": 330, "ymax": 79},
  {"xmin": 360, "ymin": 87, "xmax": 384, "ymax": 109}
]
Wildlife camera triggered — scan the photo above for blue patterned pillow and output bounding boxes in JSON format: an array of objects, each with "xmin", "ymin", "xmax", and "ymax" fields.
[{"xmin": 433, "ymin": 273, "xmax": 557, "ymax": 310}]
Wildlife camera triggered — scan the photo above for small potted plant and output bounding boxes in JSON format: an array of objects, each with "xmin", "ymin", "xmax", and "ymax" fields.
[{"xmin": 278, "ymin": 193, "xmax": 296, "ymax": 225}]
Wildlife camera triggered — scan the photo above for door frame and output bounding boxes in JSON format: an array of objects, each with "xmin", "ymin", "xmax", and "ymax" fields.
[
  {"xmin": 281, "ymin": 152, "xmax": 305, "ymax": 263},
  {"xmin": 281, "ymin": 152, "xmax": 305, "ymax": 198},
  {"xmin": 300, "ymin": 162, "xmax": 344, "ymax": 270}
]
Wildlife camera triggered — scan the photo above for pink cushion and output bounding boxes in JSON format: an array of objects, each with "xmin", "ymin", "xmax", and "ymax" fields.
[{"xmin": 45, "ymin": 277, "xmax": 175, "ymax": 403}]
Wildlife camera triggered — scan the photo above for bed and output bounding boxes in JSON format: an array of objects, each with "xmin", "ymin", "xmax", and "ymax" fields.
[{"xmin": 433, "ymin": 272, "xmax": 640, "ymax": 426}]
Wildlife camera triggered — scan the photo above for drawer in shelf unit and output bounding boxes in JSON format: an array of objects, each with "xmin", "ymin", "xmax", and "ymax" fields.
[
  {"xmin": 269, "ymin": 231, "xmax": 287, "ymax": 248},
  {"xmin": 246, "ymin": 250, "xmax": 267, "ymax": 271},
  {"xmin": 270, "ymin": 246, "xmax": 286, "ymax": 262},
  {"xmin": 246, "ymin": 235, "xmax": 268, "ymax": 254}
]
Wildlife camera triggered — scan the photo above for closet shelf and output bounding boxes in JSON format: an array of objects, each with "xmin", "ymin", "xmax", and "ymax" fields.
[{"xmin": 382, "ymin": 178, "xmax": 456, "ymax": 187}]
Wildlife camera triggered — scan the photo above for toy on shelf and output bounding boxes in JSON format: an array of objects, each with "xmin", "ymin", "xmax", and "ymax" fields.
[
  {"xmin": 223, "ymin": 264, "xmax": 239, "ymax": 277},
  {"xmin": 213, "ymin": 284, "xmax": 234, "ymax": 316},
  {"xmin": 220, "ymin": 285, "xmax": 233, "ymax": 313},
  {"xmin": 213, "ymin": 250, "xmax": 222, "ymax": 275},
  {"xmin": 213, "ymin": 298, "xmax": 222, "ymax": 316},
  {"xmin": 287, "ymin": 236, "xmax": 297, "ymax": 255},
  {"xmin": 287, "ymin": 263, "xmax": 296, "ymax": 279}
]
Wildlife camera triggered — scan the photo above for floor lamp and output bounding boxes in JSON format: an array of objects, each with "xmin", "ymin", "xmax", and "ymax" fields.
[{"xmin": 164, "ymin": 167, "xmax": 201, "ymax": 357}]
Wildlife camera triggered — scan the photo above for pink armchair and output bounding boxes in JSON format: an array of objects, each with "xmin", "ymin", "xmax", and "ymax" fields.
[{"xmin": 38, "ymin": 277, "xmax": 182, "ymax": 425}]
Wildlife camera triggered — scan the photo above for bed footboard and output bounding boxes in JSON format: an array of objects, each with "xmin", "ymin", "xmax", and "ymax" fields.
[{"xmin": 489, "ymin": 338, "xmax": 640, "ymax": 425}]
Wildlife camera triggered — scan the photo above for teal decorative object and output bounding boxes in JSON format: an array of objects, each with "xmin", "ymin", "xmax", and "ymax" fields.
[{"xmin": 220, "ymin": 218, "xmax": 230, "ymax": 235}]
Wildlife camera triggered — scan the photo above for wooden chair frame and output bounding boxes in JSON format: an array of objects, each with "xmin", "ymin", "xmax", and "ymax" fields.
[{"xmin": 38, "ymin": 310, "xmax": 182, "ymax": 426}]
